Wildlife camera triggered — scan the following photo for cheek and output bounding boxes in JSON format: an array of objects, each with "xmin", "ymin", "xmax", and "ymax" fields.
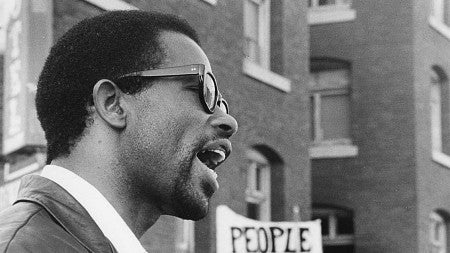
[
  {"xmin": 124, "ymin": 91, "xmax": 207, "ymax": 168},
  {"xmin": 122, "ymin": 105, "xmax": 193, "ymax": 172}
]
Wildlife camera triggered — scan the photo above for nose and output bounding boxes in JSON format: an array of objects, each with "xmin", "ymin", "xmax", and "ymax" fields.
[{"xmin": 210, "ymin": 113, "xmax": 238, "ymax": 138}]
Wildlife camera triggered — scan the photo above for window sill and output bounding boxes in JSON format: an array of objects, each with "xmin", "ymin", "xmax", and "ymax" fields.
[
  {"xmin": 242, "ymin": 59, "xmax": 291, "ymax": 92},
  {"xmin": 83, "ymin": 0, "xmax": 138, "ymax": 10},
  {"xmin": 4, "ymin": 162, "xmax": 40, "ymax": 181},
  {"xmin": 308, "ymin": 8, "xmax": 356, "ymax": 25},
  {"xmin": 429, "ymin": 16, "xmax": 450, "ymax": 41},
  {"xmin": 322, "ymin": 235, "xmax": 354, "ymax": 245},
  {"xmin": 432, "ymin": 151, "xmax": 450, "ymax": 168},
  {"xmin": 3, "ymin": 153, "xmax": 45, "ymax": 181},
  {"xmin": 310, "ymin": 144, "xmax": 358, "ymax": 159},
  {"xmin": 201, "ymin": 0, "xmax": 217, "ymax": 5}
]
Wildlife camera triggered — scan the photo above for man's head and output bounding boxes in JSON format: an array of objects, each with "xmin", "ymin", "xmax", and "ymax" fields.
[
  {"xmin": 36, "ymin": 11, "xmax": 238, "ymax": 220},
  {"xmin": 37, "ymin": 10, "xmax": 200, "ymax": 163}
]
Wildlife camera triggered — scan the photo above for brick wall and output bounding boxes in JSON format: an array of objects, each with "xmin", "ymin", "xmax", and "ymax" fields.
[
  {"xmin": 310, "ymin": 1, "xmax": 418, "ymax": 252},
  {"xmin": 412, "ymin": 0, "xmax": 450, "ymax": 252}
]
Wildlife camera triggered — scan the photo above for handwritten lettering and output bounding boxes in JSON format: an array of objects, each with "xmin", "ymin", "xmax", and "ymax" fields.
[{"xmin": 230, "ymin": 226, "xmax": 314, "ymax": 252}]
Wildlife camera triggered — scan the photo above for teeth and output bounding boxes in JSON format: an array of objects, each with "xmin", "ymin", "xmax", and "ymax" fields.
[
  {"xmin": 197, "ymin": 148, "xmax": 227, "ymax": 170},
  {"xmin": 209, "ymin": 149, "xmax": 226, "ymax": 163}
]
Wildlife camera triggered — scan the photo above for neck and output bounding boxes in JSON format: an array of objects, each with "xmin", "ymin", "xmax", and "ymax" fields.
[{"xmin": 52, "ymin": 147, "xmax": 161, "ymax": 238}]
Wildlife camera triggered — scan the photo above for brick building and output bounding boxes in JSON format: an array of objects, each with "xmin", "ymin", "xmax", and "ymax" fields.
[
  {"xmin": 309, "ymin": 0, "xmax": 450, "ymax": 253},
  {"xmin": 8, "ymin": 1, "xmax": 450, "ymax": 253},
  {"xmin": 0, "ymin": 0, "xmax": 310, "ymax": 252}
]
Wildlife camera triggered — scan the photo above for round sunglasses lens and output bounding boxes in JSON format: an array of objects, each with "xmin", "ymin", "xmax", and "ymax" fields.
[{"xmin": 203, "ymin": 74, "xmax": 216, "ymax": 111}]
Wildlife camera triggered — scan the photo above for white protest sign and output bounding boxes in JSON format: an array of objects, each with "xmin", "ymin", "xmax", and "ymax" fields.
[{"xmin": 216, "ymin": 205, "xmax": 323, "ymax": 253}]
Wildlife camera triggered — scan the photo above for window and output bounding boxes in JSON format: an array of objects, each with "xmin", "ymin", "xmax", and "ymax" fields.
[
  {"xmin": 245, "ymin": 149, "xmax": 271, "ymax": 221},
  {"xmin": 83, "ymin": 0, "xmax": 138, "ymax": 10},
  {"xmin": 242, "ymin": 0, "xmax": 291, "ymax": 92},
  {"xmin": 243, "ymin": 0, "xmax": 270, "ymax": 68},
  {"xmin": 430, "ymin": 66, "xmax": 450, "ymax": 167},
  {"xmin": 429, "ymin": 0, "xmax": 450, "ymax": 40},
  {"xmin": 309, "ymin": 63, "xmax": 357, "ymax": 158},
  {"xmin": 310, "ymin": 69, "xmax": 350, "ymax": 144},
  {"xmin": 308, "ymin": 0, "xmax": 356, "ymax": 25},
  {"xmin": 312, "ymin": 206, "xmax": 355, "ymax": 253},
  {"xmin": 429, "ymin": 211, "xmax": 447, "ymax": 253}
]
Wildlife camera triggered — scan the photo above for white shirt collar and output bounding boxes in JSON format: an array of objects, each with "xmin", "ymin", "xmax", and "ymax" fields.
[{"xmin": 41, "ymin": 165, "xmax": 147, "ymax": 253}]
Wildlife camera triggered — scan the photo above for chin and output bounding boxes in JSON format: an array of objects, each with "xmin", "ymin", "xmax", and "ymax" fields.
[
  {"xmin": 172, "ymin": 165, "xmax": 214, "ymax": 220},
  {"xmin": 173, "ymin": 185, "xmax": 211, "ymax": 220},
  {"xmin": 171, "ymin": 199, "xmax": 210, "ymax": 220},
  {"xmin": 180, "ymin": 206, "xmax": 209, "ymax": 221},
  {"xmin": 180, "ymin": 192, "xmax": 211, "ymax": 220}
]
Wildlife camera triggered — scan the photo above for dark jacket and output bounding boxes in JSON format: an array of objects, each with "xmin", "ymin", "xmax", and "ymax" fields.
[{"xmin": 0, "ymin": 175, "xmax": 117, "ymax": 253}]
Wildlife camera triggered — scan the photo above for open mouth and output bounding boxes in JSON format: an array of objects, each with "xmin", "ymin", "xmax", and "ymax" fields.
[
  {"xmin": 196, "ymin": 149, "xmax": 227, "ymax": 170},
  {"xmin": 194, "ymin": 141, "xmax": 231, "ymax": 195}
]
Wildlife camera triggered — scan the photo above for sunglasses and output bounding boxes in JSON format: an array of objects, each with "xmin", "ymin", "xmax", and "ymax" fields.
[{"xmin": 117, "ymin": 64, "xmax": 229, "ymax": 114}]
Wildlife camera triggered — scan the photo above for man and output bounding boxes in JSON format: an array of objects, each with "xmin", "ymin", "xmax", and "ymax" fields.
[{"xmin": 0, "ymin": 10, "xmax": 237, "ymax": 252}]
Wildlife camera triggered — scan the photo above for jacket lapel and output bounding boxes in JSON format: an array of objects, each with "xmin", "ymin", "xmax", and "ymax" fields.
[{"xmin": 14, "ymin": 175, "xmax": 116, "ymax": 252}]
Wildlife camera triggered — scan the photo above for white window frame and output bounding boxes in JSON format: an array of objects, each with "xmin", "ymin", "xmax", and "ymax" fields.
[
  {"xmin": 82, "ymin": 0, "xmax": 138, "ymax": 10},
  {"xmin": 242, "ymin": 0, "xmax": 291, "ymax": 92},
  {"xmin": 200, "ymin": 0, "xmax": 217, "ymax": 5},
  {"xmin": 429, "ymin": 0, "xmax": 450, "ymax": 40},
  {"xmin": 431, "ymin": 74, "xmax": 443, "ymax": 154},
  {"xmin": 243, "ymin": 0, "xmax": 270, "ymax": 69},
  {"xmin": 176, "ymin": 219, "xmax": 195, "ymax": 253},
  {"xmin": 429, "ymin": 212, "xmax": 447, "ymax": 253},
  {"xmin": 242, "ymin": 60, "xmax": 291, "ymax": 92},
  {"xmin": 431, "ymin": 0, "xmax": 445, "ymax": 22},
  {"xmin": 308, "ymin": 0, "xmax": 356, "ymax": 25},
  {"xmin": 313, "ymin": 207, "xmax": 354, "ymax": 247},
  {"xmin": 245, "ymin": 149, "xmax": 271, "ymax": 221},
  {"xmin": 308, "ymin": 70, "xmax": 358, "ymax": 159},
  {"xmin": 430, "ymin": 69, "xmax": 450, "ymax": 168}
]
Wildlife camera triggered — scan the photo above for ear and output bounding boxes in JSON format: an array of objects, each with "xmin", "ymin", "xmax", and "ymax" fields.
[{"xmin": 92, "ymin": 79, "xmax": 127, "ymax": 129}]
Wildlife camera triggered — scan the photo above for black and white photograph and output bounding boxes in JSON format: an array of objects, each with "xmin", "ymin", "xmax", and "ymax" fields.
[{"xmin": 0, "ymin": 0, "xmax": 446, "ymax": 252}]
